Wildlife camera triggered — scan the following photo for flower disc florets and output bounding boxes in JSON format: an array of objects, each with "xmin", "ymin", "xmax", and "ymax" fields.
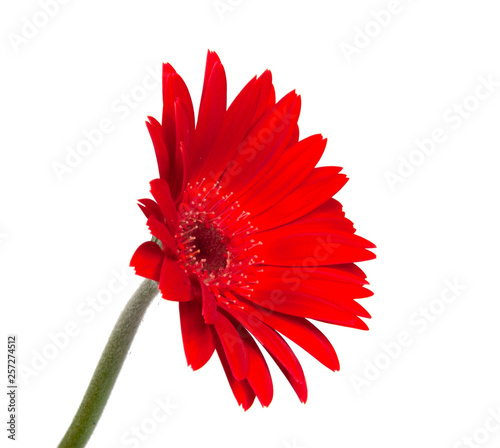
[{"xmin": 175, "ymin": 179, "xmax": 262, "ymax": 298}]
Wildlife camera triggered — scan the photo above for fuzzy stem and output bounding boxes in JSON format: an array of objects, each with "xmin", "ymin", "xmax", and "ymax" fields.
[{"xmin": 58, "ymin": 279, "xmax": 159, "ymax": 448}]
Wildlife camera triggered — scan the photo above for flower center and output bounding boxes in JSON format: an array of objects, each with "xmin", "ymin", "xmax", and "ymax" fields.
[
  {"xmin": 190, "ymin": 223, "xmax": 228, "ymax": 272},
  {"xmin": 175, "ymin": 179, "xmax": 263, "ymax": 297}
]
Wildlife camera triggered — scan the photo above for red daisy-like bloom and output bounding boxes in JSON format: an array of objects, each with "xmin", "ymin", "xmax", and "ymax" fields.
[{"xmin": 130, "ymin": 51, "xmax": 375, "ymax": 409}]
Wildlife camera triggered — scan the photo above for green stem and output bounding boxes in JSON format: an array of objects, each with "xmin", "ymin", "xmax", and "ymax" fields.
[{"xmin": 58, "ymin": 279, "xmax": 159, "ymax": 448}]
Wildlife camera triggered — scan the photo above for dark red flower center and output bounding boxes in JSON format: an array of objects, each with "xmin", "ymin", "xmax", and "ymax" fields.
[
  {"xmin": 188, "ymin": 222, "xmax": 228, "ymax": 272},
  {"xmin": 175, "ymin": 179, "xmax": 263, "ymax": 297}
]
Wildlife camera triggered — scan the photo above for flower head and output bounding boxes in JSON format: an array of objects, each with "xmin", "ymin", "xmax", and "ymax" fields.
[{"xmin": 131, "ymin": 51, "xmax": 375, "ymax": 409}]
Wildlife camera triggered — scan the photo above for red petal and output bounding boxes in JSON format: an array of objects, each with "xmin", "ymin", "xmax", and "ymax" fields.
[
  {"xmin": 130, "ymin": 241, "xmax": 163, "ymax": 281},
  {"xmin": 286, "ymin": 124, "xmax": 300, "ymax": 147},
  {"xmin": 238, "ymin": 301, "xmax": 339, "ymax": 371},
  {"xmin": 250, "ymin": 70, "xmax": 276, "ymax": 127},
  {"xmin": 238, "ymin": 326, "xmax": 273, "ymax": 407},
  {"xmin": 270, "ymin": 316, "xmax": 340, "ymax": 371},
  {"xmin": 220, "ymin": 91, "xmax": 300, "ymax": 199},
  {"xmin": 250, "ymin": 167, "xmax": 349, "ymax": 232},
  {"xmin": 149, "ymin": 178, "xmax": 178, "ymax": 235},
  {"xmin": 266, "ymin": 198, "xmax": 361, "ymax": 239},
  {"xmin": 255, "ymin": 263, "xmax": 369, "ymax": 290},
  {"xmin": 158, "ymin": 257, "xmax": 192, "ymax": 302},
  {"xmin": 255, "ymin": 266, "xmax": 372, "ymax": 297},
  {"xmin": 146, "ymin": 216, "xmax": 176, "ymax": 256},
  {"xmin": 200, "ymin": 281, "xmax": 218, "ymax": 324},
  {"xmin": 255, "ymin": 218, "xmax": 375, "ymax": 248},
  {"xmin": 174, "ymin": 99, "xmax": 192, "ymax": 163},
  {"xmin": 225, "ymin": 305, "xmax": 304, "ymax": 383},
  {"xmin": 251, "ymin": 224, "xmax": 375, "ymax": 267},
  {"xmin": 215, "ymin": 338, "xmax": 256, "ymax": 410},
  {"xmin": 245, "ymin": 286, "xmax": 369, "ymax": 330},
  {"xmin": 297, "ymin": 197, "xmax": 347, "ymax": 219},
  {"xmin": 238, "ymin": 135, "xmax": 326, "ymax": 215},
  {"xmin": 146, "ymin": 117, "xmax": 170, "ymax": 181},
  {"xmin": 332, "ymin": 263, "xmax": 368, "ymax": 283},
  {"xmin": 316, "ymin": 266, "xmax": 369, "ymax": 285},
  {"xmin": 162, "ymin": 62, "xmax": 176, "ymax": 97},
  {"xmin": 213, "ymin": 312, "xmax": 248, "ymax": 380},
  {"xmin": 269, "ymin": 352, "xmax": 308, "ymax": 403},
  {"xmin": 170, "ymin": 140, "xmax": 188, "ymax": 204},
  {"xmin": 191, "ymin": 61, "xmax": 227, "ymax": 180},
  {"xmin": 162, "ymin": 70, "xmax": 195, "ymax": 162},
  {"xmin": 237, "ymin": 303, "xmax": 340, "ymax": 371},
  {"xmin": 179, "ymin": 300, "xmax": 215, "ymax": 370},
  {"xmin": 138, "ymin": 198, "xmax": 163, "ymax": 221},
  {"xmin": 201, "ymin": 50, "xmax": 222, "ymax": 103},
  {"xmin": 195, "ymin": 76, "xmax": 262, "ymax": 186}
]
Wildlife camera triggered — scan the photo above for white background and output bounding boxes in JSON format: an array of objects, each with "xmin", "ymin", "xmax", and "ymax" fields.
[{"xmin": 1, "ymin": 1, "xmax": 500, "ymax": 447}]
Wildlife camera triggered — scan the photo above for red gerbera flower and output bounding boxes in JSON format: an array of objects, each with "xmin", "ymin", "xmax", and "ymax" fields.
[{"xmin": 130, "ymin": 50, "xmax": 376, "ymax": 410}]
